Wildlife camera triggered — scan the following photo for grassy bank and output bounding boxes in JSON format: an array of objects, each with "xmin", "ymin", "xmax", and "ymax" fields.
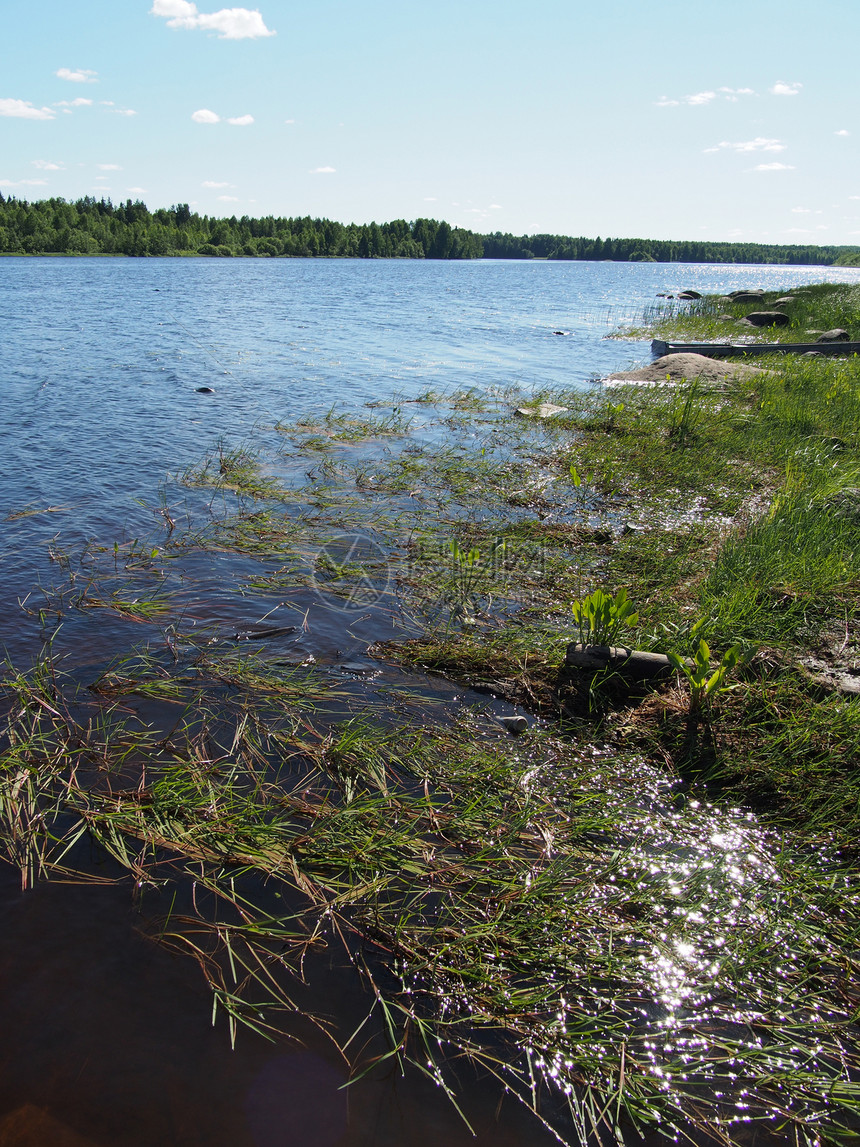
[
  {"xmin": 3, "ymin": 285, "xmax": 860, "ymax": 1146},
  {"xmin": 624, "ymin": 281, "xmax": 860, "ymax": 344}
]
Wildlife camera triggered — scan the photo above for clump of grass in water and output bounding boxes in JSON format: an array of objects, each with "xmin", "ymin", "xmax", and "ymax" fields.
[
  {"xmin": 180, "ymin": 443, "xmax": 287, "ymax": 500},
  {"xmin": 276, "ymin": 403, "xmax": 413, "ymax": 442}
]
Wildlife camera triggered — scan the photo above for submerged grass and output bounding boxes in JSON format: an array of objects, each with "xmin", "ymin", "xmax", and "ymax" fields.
[{"xmin": 3, "ymin": 657, "xmax": 860, "ymax": 1145}]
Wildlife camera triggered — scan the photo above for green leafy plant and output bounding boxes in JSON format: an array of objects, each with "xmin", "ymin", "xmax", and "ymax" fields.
[
  {"xmin": 571, "ymin": 587, "xmax": 638, "ymax": 646},
  {"xmin": 442, "ymin": 538, "xmax": 507, "ymax": 623},
  {"xmin": 668, "ymin": 638, "xmax": 741, "ymax": 711}
]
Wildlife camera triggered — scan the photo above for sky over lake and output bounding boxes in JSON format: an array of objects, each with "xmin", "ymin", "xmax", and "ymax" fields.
[{"xmin": 1, "ymin": 0, "xmax": 858, "ymax": 243}]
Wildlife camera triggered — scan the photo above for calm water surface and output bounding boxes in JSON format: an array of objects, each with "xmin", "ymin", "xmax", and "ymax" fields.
[{"xmin": 2, "ymin": 257, "xmax": 860, "ymax": 1146}]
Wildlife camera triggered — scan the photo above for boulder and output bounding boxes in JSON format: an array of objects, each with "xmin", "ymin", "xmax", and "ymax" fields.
[
  {"xmin": 773, "ymin": 297, "xmax": 796, "ymax": 306},
  {"xmin": 196, "ymin": 386, "xmax": 215, "ymax": 393},
  {"xmin": 677, "ymin": 290, "xmax": 702, "ymax": 300},
  {"xmin": 740, "ymin": 310, "xmax": 790, "ymax": 327},
  {"xmin": 816, "ymin": 328, "xmax": 850, "ymax": 342},
  {"xmin": 727, "ymin": 289, "xmax": 764, "ymax": 301},
  {"xmin": 607, "ymin": 353, "xmax": 766, "ymax": 386}
]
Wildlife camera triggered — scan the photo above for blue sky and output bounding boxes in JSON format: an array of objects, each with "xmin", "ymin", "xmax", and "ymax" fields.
[{"xmin": 2, "ymin": 0, "xmax": 858, "ymax": 243}]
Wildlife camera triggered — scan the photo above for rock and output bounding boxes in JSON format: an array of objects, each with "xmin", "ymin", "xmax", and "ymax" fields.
[
  {"xmin": 826, "ymin": 487, "xmax": 860, "ymax": 522},
  {"xmin": 773, "ymin": 296, "xmax": 796, "ymax": 306},
  {"xmin": 715, "ymin": 314, "xmax": 735, "ymax": 322},
  {"xmin": 196, "ymin": 386, "xmax": 215, "ymax": 393},
  {"xmin": 565, "ymin": 643, "xmax": 686, "ymax": 683},
  {"xmin": 516, "ymin": 403, "xmax": 568, "ymax": 419},
  {"xmin": 801, "ymin": 351, "xmax": 823, "ymax": 357},
  {"xmin": 552, "ymin": 330, "xmax": 570, "ymax": 336},
  {"xmin": 607, "ymin": 353, "xmax": 766, "ymax": 386},
  {"xmin": 796, "ymin": 658, "xmax": 860, "ymax": 697},
  {"xmin": 727, "ymin": 289, "xmax": 765, "ymax": 301},
  {"xmin": 677, "ymin": 290, "xmax": 702, "ymax": 300},
  {"xmin": 740, "ymin": 311, "xmax": 790, "ymax": 328},
  {"xmin": 816, "ymin": 328, "xmax": 850, "ymax": 342},
  {"xmin": 499, "ymin": 715, "xmax": 528, "ymax": 734}
]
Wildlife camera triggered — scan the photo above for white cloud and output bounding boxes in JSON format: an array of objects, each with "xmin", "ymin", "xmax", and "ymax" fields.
[
  {"xmin": 657, "ymin": 86, "xmax": 756, "ymax": 108},
  {"xmin": 56, "ymin": 67, "xmax": 97, "ymax": 83},
  {"xmin": 770, "ymin": 80, "xmax": 802, "ymax": 96},
  {"xmin": 54, "ymin": 98, "xmax": 93, "ymax": 108},
  {"xmin": 704, "ymin": 137, "xmax": 786, "ymax": 154},
  {"xmin": 835, "ymin": 129, "xmax": 850, "ymax": 137},
  {"xmin": 423, "ymin": 196, "xmax": 437, "ymax": 202},
  {"xmin": 150, "ymin": 0, "xmax": 275, "ymax": 39},
  {"xmin": 791, "ymin": 207, "xmax": 812, "ymax": 213},
  {"xmin": 686, "ymin": 91, "xmax": 717, "ymax": 106},
  {"xmin": 97, "ymin": 163, "xmax": 122, "ymax": 171},
  {"xmin": 0, "ymin": 98, "xmax": 55, "ymax": 120},
  {"xmin": 718, "ymin": 87, "xmax": 756, "ymax": 101},
  {"xmin": 227, "ymin": 114, "xmax": 254, "ymax": 126},
  {"xmin": 284, "ymin": 118, "xmax": 295, "ymax": 124},
  {"xmin": 0, "ymin": 178, "xmax": 49, "ymax": 187},
  {"xmin": 753, "ymin": 162, "xmax": 795, "ymax": 171},
  {"xmin": 202, "ymin": 180, "xmax": 234, "ymax": 187},
  {"xmin": 32, "ymin": 159, "xmax": 64, "ymax": 170},
  {"xmin": 217, "ymin": 194, "xmax": 239, "ymax": 201},
  {"xmin": 192, "ymin": 108, "xmax": 221, "ymax": 123},
  {"xmin": 310, "ymin": 166, "xmax": 336, "ymax": 174},
  {"xmin": 114, "ymin": 109, "xmax": 137, "ymax": 116},
  {"xmin": 489, "ymin": 204, "xmax": 503, "ymax": 210},
  {"xmin": 126, "ymin": 186, "xmax": 147, "ymax": 194}
]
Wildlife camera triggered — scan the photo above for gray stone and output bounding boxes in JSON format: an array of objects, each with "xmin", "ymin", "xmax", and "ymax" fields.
[
  {"xmin": 816, "ymin": 328, "xmax": 850, "ymax": 342},
  {"xmin": 727, "ymin": 290, "xmax": 765, "ymax": 302},
  {"xmin": 773, "ymin": 297, "xmax": 796, "ymax": 306},
  {"xmin": 196, "ymin": 386, "xmax": 215, "ymax": 393},
  {"xmin": 740, "ymin": 311, "xmax": 790, "ymax": 328},
  {"xmin": 677, "ymin": 290, "xmax": 702, "ymax": 300}
]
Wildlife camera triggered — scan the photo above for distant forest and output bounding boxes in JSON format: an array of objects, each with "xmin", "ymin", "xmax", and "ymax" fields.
[{"xmin": 2, "ymin": 194, "xmax": 859, "ymax": 266}]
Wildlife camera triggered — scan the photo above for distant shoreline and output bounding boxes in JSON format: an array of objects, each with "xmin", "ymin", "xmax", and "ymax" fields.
[{"xmin": 2, "ymin": 196, "xmax": 859, "ymax": 266}]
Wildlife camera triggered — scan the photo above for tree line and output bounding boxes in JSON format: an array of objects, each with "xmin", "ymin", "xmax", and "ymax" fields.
[{"xmin": 1, "ymin": 194, "xmax": 858, "ymax": 266}]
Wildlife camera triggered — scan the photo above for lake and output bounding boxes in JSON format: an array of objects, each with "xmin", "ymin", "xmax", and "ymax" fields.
[{"xmin": 2, "ymin": 257, "xmax": 860, "ymax": 1147}]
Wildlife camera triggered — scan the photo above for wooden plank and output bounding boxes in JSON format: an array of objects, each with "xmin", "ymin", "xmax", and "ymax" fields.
[{"xmin": 651, "ymin": 339, "xmax": 860, "ymax": 358}]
